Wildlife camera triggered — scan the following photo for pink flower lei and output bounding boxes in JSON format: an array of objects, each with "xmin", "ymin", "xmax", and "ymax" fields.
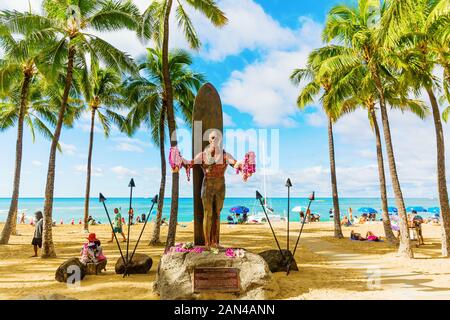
[
  {"xmin": 169, "ymin": 147, "xmax": 191, "ymax": 181},
  {"xmin": 235, "ymin": 151, "xmax": 256, "ymax": 181}
]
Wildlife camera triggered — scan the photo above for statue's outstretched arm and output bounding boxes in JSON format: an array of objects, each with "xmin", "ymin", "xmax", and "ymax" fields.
[
  {"xmin": 225, "ymin": 152, "xmax": 237, "ymax": 167},
  {"xmin": 169, "ymin": 147, "xmax": 204, "ymax": 181}
]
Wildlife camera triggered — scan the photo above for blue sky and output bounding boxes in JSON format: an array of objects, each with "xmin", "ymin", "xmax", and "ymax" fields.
[{"xmin": 0, "ymin": 0, "xmax": 448, "ymax": 199}]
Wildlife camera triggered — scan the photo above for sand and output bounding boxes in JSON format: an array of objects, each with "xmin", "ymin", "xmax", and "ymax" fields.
[{"xmin": 1, "ymin": 220, "xmax": 450, "ymax": 300}]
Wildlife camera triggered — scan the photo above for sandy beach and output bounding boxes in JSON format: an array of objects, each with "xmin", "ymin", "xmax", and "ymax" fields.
[{"xmin": 1, "ymin": 221, "xmax": 449, "ymax": 300}]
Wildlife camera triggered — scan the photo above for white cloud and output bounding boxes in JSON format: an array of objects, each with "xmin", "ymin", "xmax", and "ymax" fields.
[
  {"xmin": 115, "ymin": 143, "xmax": 145, "ymax": 153},
  {"xmin": 112, "ymin": 137, "xmax": 150, "ymax": 153},
  {"xmin": 223, "ymin": 112, "xmax": 236, "ymax": 127},
  {"xmin": 0, "ymin": 0, "xmax": 42, "ymax": 12},
  {"xmin": 111, "ymin": 166, "xmax": 137, "ymax": 178},
  {"xmin": 188, "ymin": 0, "xmax": 299, "ymax": 61},
  {"xmin": 305, "ymin": 111, "xmax": 327, "ymax": 127},
  {"xmin": 74, "ymin": 165, "xmax": 104, "ymax": 177},
  {"xmin": 221, "ymin": 17, "xmax": 323, "ymax": 126},
  {"xmin": 60, "ymin": 142, "xmax": 77, "ymax": 156}
]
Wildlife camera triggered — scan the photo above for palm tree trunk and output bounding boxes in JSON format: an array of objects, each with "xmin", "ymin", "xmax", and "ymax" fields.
[
  {"xmin": 328, "ymin": 117, "xmax": 343, "ymax": 238},
  {"xmin": 370, "ymin": 107, "xmax": 397, "ymax": 245},
  {"xmin": 10, "ymin": 210, "xmax": 18, "ymax": 236},
  {"xmin": 426, "ymin": 87, "xmax": 450, "ymax": 257},
  {"xmin": 162, "ymin": 0, "xmax": 179, "ymax": 251},
  {"xmin": 0, "ymin": 72, "xmax": 32, "ymax": 244},
  {"xmin": 371, "ymin": 66, "xmax": 412, "ymax": 258},
  {"xmin": 150, "ymin": 106, "xmax": 166, "ymax": 246},
  {"xmin": 41, "ymin": 45, "xmax": 76, "ymax": 258},
  {"xmin": 83, "ymin": 108, "xmax": 96, "ymax": 233}
]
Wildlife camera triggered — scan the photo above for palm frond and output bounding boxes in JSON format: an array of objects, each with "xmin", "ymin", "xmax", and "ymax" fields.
[
  {"xmin": 184, "ymin": 0, "xmax": 228, "ymax": 27},
  {"xmin": 88, "ymin": 0, "xmax": 141, "ymax": 32},
  {"xmin": 175, "ymin": 2, "xmax": 200, "ymax": 49}
]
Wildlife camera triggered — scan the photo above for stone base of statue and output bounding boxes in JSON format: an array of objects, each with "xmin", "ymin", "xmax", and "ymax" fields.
[{"xmin": 152, "ymin": 247, "xmax": 279, "ymax": 300}]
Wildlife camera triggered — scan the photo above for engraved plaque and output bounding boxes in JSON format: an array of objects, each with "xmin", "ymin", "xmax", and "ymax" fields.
[{"xmin": 193, "ymin": 267, "xmax": 240, "ymax": 293}]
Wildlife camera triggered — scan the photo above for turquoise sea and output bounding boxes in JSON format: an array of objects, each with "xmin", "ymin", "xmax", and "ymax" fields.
[{"xmin": 0, "ymin": 197, "xmax": 441, "ymax": 223}]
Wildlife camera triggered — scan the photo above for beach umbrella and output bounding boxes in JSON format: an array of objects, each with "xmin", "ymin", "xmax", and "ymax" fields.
[
  {"xmin": 229, "ymin": 206, "xmax": 249, "ymax": 214},
  {"xmin": 428, "ymin": 207, "xmax": 440, "ymax": 214},
  {"xmin": 406, "ymin": 206, "xmax": 427, "ymax": 213},
  {"xmin": 358, "ymin": 207, "xmax": 378, "ymax": 214},
  {"xmin": 292, "ymin": 206, "xmax": 306, "ymax": 212},
  {"xmin": 387, "ymin": 206, "xmax": 398, "ymax": 214}
]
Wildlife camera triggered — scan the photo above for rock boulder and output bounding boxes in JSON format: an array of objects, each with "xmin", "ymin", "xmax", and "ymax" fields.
[
  {"xmin": 86, "ymin": 259, "xmax": 108, "ymax": 275},
  {"xmin": 258, "ymin": 249, "xmax": 298, "ymax": 273},
  {"xmin": 153, "ymin": 248, "xmax": 279, "ymax": 300},
  {"xmin": 55, "ymin": 257, "xmax": 87, "ymax": 283},
  {"xmin": 115, "ymin": 253, "xmax": 152, "ymax": 274}
]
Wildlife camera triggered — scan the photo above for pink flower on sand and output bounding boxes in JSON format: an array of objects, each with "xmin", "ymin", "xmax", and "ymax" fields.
[{"xmin": 225, "ymin": 248, "xmax": 236, "ymax": 258}]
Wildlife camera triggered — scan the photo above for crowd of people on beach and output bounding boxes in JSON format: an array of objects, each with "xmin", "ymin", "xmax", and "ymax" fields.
[
  {"xmin": 17, "ymin": 208, "xmax": 158, "ymax": 228},
  {"xmin": 337, "ymin": 207, "xmax": 439, "ymax": 246},
  {"xmin": 21, "ymin": 202, "xmax": 442, "ymax": 258}
]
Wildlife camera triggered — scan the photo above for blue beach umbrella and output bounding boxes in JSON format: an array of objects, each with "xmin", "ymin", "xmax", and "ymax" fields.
[
  {"xmin": 406, "ymin": 206, "xmax": 427, "ymax": 213},
  {"xmin": 358, "ymin": 207, "xmax": 378, "ymax": 214},
  {"xmin": 229, "ymin": 206, "xmax": 249, "ymax": 215},
  {"xmin": 387, "ymin": 206, "xmax": 398, "ymax": 214},
  {"xmin": 428, "ymin": 207, "xmax": 440, "ymax": 214}
]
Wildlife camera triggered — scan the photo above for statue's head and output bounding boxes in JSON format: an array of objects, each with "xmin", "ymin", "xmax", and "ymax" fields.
[{"xmin": 208, "ymin": 129, "xmax": 222, "ymax": 147}]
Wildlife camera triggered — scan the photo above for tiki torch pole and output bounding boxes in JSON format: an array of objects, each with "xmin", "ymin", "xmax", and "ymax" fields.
[
  {"xmin": 256, "ymin": 190, "xmax": 285, "ymax": 261},
  {"xmin": 126, "ymin": 194, "xmax": 159, "ymax": 275},
  {"xmin": 286, "ymin": 191, "xmax": 315, "ymax": 275},
  {"xmin": 126, "ymin": 178, "xmax": 135, "ymax": 264},
  {"xmin": 285, "ymin": 178, "xmax": 292, "ymax": 253},
  {"xmin": 99, "ymin": 193, "xmax": 127, "ymax": 266}
]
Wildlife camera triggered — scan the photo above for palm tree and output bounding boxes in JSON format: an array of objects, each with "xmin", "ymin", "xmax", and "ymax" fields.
[
  {"xmin": 124, "ymin": 48, "xmax": 204, "ymax": 245},
  {"xmin": 322, "ymin": 0, "xmax": 413, "ymax": 257},
  {"xmin": 327, "ymin": 62, "xmax": 428, "ymax": 245},
  {"xmin": 79, "ymin": 64, "xmax": 126, "ymax": 233},
  {"xmin": 291, "ymin": 46, "xmax": 345, "ymax": 239},
  {"xmin": 381, "ymin": 0, "xmax": 450, "ymax": 256},
  {"xmin": 0, "ymin": 76, "xmax": 82, "ymax": 244},
  {"xmin": 0, "ymin": 10, "xmax": 57, "ymax": 244},
  {"xmin": 141, "ymin": 0, "xmax": 227, "ymax": 249},
  {"xmin": 0, "ymin": 0, "xmax": 140, "ymax": 257},
  {"xmin": 0, "ymin": 78, "xmax": 51, "ymax": 243}
]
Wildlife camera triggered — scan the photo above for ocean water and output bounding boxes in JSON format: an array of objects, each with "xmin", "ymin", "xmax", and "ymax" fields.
[{"xmin": 0, "ymin": 197, "xmax": 441, "ymax": 224}]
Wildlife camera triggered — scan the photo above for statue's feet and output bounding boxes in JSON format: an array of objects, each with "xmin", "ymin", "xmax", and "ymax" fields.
[{"xmin": 211, "ymin": 243, "xmax": 224, "ymax": 250}]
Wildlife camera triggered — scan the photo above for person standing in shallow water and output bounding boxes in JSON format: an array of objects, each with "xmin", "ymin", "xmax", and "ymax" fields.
[{"xmin": 31, "ymin": 211, "xmax": 43, "ymax": 257}]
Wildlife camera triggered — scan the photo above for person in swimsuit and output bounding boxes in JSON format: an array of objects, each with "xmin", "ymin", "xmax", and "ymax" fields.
[{"xmin": 187, "ymin": 130, "xmax": 239, "ymax": 249}]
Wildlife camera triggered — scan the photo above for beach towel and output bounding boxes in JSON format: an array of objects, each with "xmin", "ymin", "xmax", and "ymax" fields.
[{"xmin": 349, "ymin": 238, "xmax": 384, "ymax": 242}]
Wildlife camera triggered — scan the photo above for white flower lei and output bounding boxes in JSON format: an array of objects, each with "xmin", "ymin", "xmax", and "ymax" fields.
[{"xmin": 204, "ymin": 145, "xmax": 223, "ymax": 165}]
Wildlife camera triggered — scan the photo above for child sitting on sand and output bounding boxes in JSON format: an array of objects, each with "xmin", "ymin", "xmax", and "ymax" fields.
[
  {"xmin": 31, "ymin": 211, "xmax": 43, "ymax": 257},
  {"xmin": 80, "ymin": 233, "xmax": 106, "ymax": 264},
  {"xmin": 341, "ymin": 216, "xmax": 352, "ymax": 227}
]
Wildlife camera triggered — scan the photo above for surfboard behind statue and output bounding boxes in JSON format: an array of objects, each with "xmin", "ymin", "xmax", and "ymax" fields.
[{"xmin": 192, "ymin": 83, "xmax": 223, "ymax": 245}]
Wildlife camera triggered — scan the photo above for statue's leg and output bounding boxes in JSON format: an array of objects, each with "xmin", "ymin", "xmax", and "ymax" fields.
[
  {"xmin": 212, "ymin": 179, "xmax": 225, "ymax": 246},
  {"xmin": 201, "ymin": 180, "xmax": 213, "ymax": 247}
]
